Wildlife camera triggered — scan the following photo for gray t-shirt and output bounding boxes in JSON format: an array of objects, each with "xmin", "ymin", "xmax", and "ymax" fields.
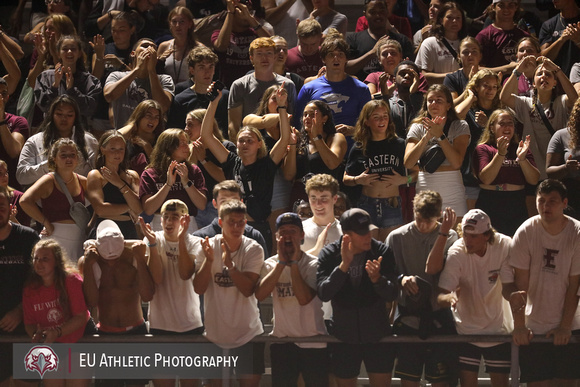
[
  {"xmin": 407, "ymin": 119, "xmax": 471, "ymax": 167},
  {"xmin": 228, "ymin": 73, "xmax": 296, "ymax": 118},
  {"xmin": 106, "ymin": 71, "xmax": 175, "ymax": 128},
  {"xmin": 547, "ymin": 127, "xmax": 580, "ymax": 178},
  {"xmin": 386, "ymin": 221, "xmax": 458, "ymax": 312}
]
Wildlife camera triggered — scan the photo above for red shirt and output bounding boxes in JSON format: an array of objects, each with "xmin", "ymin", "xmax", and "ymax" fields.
[{"xmin": 23, "ymin": 274, "xmax": 89, "ymax": 343}]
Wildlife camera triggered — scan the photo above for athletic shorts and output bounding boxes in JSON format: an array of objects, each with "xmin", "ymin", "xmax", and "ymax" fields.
[
  {"xmin": 519, "ymin": 330, "xmax": 580, "ymax": 383},
  {"xmin": 457, "ymin": 342, "xmax": 510, "ymax": 373},
  {"xmin": 330, "ymin": 342, "xmax": 396, "ymax": 379}
]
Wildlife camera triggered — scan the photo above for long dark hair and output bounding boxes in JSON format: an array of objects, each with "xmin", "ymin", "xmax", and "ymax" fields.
[
  {"xmin": 39, "ymin": 95, "xmax": 89, "ymax": 161},
  {"xmin": 147, "ymin": 129, "xmax": 191, "ymax": 183},
  {"xmin": 27, "ymin": 239, "xmax": 78, "ymax": 321},
  {"xmin": 298, "ymin": 100, "xmax": 336, "ymax": 155},
  {"xmin": 568, "ymin": 98, "xmax": 580, "ymax": 151},
  {"xmin": 56, "ymin": 34, "xmax": 87, "ymax": 72},
  {"xmin": 431, "ymin": 2, "xmax": 467, "ymax": 41}
]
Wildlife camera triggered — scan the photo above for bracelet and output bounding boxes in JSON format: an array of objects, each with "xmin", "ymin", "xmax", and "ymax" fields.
[
  {"xmin": 438, "ymin": 232, "xmax": 449, "ymax": 237},
  {"xmin": 406, "ymin": 175, "xmax": 413, "ymax": 184},
  {"xmin": 498, "ymin": 152, "xmax": 507, "ymax": 157},
  {"xmin": 252, "ymin": 24, "xmax": 263, "ymax": 32},
  {"xmin": 276, "ymin": 105, "xmax": 287, "ymax": 111},
  {"xmin": 119, "ymin": 183, "xmax": 127, "ymax": 191},
  {"xmin": 513, "ymin": 69, "xmax": 522, "ymax": 77},
  {"xmin": 0, "ymin": 120, "xmax": 7, "ymax": 126},
  {"xmin": 147, "ymin": 242, "xmax": 157, "ymax": 247},
  {"xmin": 121, "ymin": 188, "xmax": 130, "ymax": 195}
]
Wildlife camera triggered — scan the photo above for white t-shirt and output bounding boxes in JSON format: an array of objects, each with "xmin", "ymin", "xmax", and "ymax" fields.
[
  {"xmin": 439, "ymin": 233, "xmax": 513, "ymax": 336},
  {"xmin": 261, "ymin": 252, "xmax": 327, "ymax": 348},
  {"xmin": 146, "ymin": 233, "xmax": 203, "ymax": 332},
  {"xmin": 415, "ymin": 36, "xmax": 460, "ymax": 74},
  {"xmin": 509, "ymin": 215, "xmax": 580, "ymax": 334},
  {"xmin": 194, "ymin": 234, "xmax": 264, "ymax": 348},
  {"xmin": 301, "ymin": 217, "xmax": 342, "ymax": 320},
  {"xmin": 301, "ymin": 218, "xmax": 342, "ymax": 252}
]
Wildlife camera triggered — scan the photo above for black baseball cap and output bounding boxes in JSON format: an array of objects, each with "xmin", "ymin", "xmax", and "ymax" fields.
[
  {"xmin": 340, "ymin": 208, "xmax": 373, "ymax": 235},
  {"xmin": 276, "ymin": 212, "xmax": 303, "ymax": 231}
]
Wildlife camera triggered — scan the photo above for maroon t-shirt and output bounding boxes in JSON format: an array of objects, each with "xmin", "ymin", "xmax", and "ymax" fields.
[
  {"xmin": 475, "ymin": 24, "xmax": 529, "ymax": 68},
  {"xmin": 2, "ymin": 113, "xmax": 29, "ymax": 191},
  {"xmin": 139, "ymin": 164, "xmax": 207, "ymax": 215},
  {"xmin": 211, "ymin": 29, "xmax": 257, "ymax": 88},
  {"xmin": 473, "ymin": 143, "xmax": 536, "ymax": 186},
  {"xmin": 285, "ymin": 46, "xmax": 324, "ymax": 79}
]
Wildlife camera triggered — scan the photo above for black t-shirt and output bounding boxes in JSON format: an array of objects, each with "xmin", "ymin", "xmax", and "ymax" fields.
[
  {"xmin": 222, "ymin": 152, "xmax": 278, "ymax": 222},
  {"xmin": 0, "ymin": 224, "xmax": 39, "ymax": 320},
  {"xmin": 346, "ymin": 137, "xmax": 407, "ymax": 177},
  {"xmin": 539, "ymin": 14, "xmax": 580, "ymax": 76},
  {"xmin": 346, "ymin": 30, "xmax": 415, "ymax": 81},
  {"xmin": 167, "ymin": 87, "xmax": 229, "ymax": 139},
  {"xmin": 186, "ymin": 0, "xmax": 226, "ymax": 18},
  {"xmin": 443, "ymin": 69, "xmax": 468, "ymax": 96}
]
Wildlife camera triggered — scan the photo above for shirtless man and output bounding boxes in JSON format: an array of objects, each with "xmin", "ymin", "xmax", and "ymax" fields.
[{"xmin": 81, "ymin": 220, "xmax": 155, "ymax": 386}]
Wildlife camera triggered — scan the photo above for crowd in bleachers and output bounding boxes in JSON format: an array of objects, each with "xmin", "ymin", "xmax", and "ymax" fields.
[{"xmin": 1, "ymin": 0, "xmax": 580, "ymax": 386}]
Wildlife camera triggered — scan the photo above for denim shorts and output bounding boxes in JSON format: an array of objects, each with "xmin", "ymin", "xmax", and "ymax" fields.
[{"xmin": 357, "ymin": 195, "xmax": 404, "ymax": 228}]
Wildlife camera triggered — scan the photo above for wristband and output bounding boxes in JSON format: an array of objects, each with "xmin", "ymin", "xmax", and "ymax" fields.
[
  {"xmin": 147, "ymin": 242, "xmax": 157, "ymax": 247},
  {"xmin": 498, "ymin": 152, "xmax": 507, "ymax": 157},
  {"xmin": 276, "ymin": 105, "xmax": 287, "ymax": 111},
  {"xmin": 406, "ymin": 175, "xmax": 413, "ymax": 184},
  {"xmin": 438, "ymin": 232, "xmax": 449, "ymax": 237},
  {"xmin": 512, "ymin": 69, "xmax": 522, "ymax": 77}
]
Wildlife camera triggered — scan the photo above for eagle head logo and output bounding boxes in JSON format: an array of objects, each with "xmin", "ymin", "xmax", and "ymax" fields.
[{"xmin": 24, "ymin": 346, "xmax": 59, "ymax": 378}]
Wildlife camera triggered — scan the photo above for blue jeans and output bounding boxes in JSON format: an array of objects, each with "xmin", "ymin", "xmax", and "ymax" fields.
[{"xmin": 357, "ymin": 195, "xmax": 403, "ymax": 228}]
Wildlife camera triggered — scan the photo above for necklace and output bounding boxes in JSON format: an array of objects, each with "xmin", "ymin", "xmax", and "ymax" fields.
[
  {"xmin": 63, "ymin": 173, "xmax": 75, "ymax": 184},
  {"xmin": 171, "ymin": 41, "xmax": 188, "ymax": 83}
]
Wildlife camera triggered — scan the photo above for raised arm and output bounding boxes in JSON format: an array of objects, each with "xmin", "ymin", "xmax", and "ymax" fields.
[
  {"xmin": 540, "ymin": 56, "xmax": 578, "ymax": 108},
  {"xmin": 200, "ymin": 87, "xmax": 230, "ymax": 163},
  {"xmin": 177, "ymin": 220, "xmax": 196, "ymax": 280},
  {"xmin": 0, "ymin": 40, "xmax": 21, "ymax": 95},
  {"xmin": 140, "ymin": 218, "xmax": 163, "ymax": 285},
  {"xmin": 425, "ymin": 208, "xmax": 456, "ymax": 275},
  {"xmin": 501, "ymin": 56, "xmax": 536, "ymax": 109},
  {"xmin": 132, "ymin": 242, "xmax": 155, "ymax": 302},
  {"xmin": 213, "ymin": 0, "xmax": 235, "ymax": 52},
  {"xmin": 454, "ymin": 88, "xmax": 476, "ymax": 120},
  {"xmin": 269, "ymin": 85, "xmax": 291, "ymax": 164},
  {"xmin": 193, "ymin": 237, "xmax": 214, "ymax": 295}
]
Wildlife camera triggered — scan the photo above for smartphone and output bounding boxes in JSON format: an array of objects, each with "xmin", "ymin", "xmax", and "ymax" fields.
[{"xmin": 207, "ymin": 80, "xmax": 225, "ymax": 102}]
